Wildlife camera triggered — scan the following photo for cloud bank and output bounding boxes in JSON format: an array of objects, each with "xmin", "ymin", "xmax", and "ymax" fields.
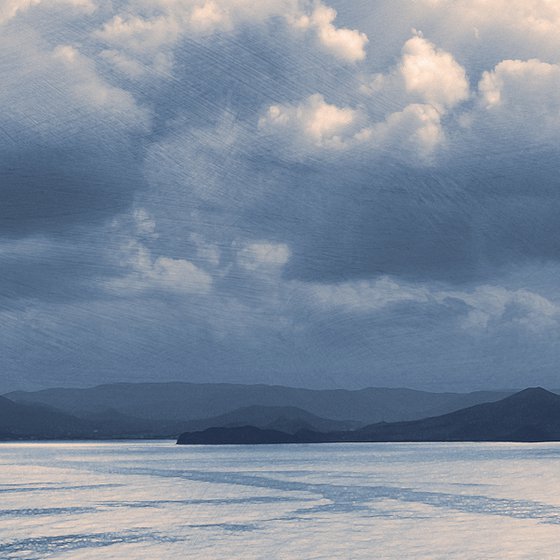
[{"xmin": 2, "ymin": 0, "xmax": 560, "ymax": 392}]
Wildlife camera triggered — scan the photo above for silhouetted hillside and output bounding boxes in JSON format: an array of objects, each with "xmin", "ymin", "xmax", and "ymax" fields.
[
  {"xmin": 355, "ymin": 387, "xmax": 560, "ymax": 442},
  {"xmin": 0, "ymin": 396, "xmax": 182, "ymax": 439},
  {"xmin": 5, "ymin": 382, "xmax": 511, "ymax": 425},
  {"xmin": 177, "ymin": 388, "xmax": 560, "ymax": 444},
  {"xmin": 177, "ymin": 426, "xmax": 303, "ymax": 445},
  {"xmin": 179, "ymin": 405, "xmax": 359, "ymax": 434},
  {"xmin": 0, "ymin": 395, "xmax": 95, "ymax": 439}
]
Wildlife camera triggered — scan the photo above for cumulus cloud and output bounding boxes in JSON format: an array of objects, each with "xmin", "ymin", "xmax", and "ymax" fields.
[
  {"xmin": 96, "ymin": 0, "xmax": 368, "ymax": 78},
  {"xmin": 5, "ymin": 0, "xmax": 560, "ymax": 391},
  {"xmin": 356, "ymin": 34, "xmax": 470, "ymax": 158},
  {"xmin": 0, "ymin": 0, "xmax": 94, "ymax": 24},
  {"xmin": 237, "ymin": 242, "xmax": 291, "ymax": 272},
  {"xmin": 52, "ymin": 45, "xmax": 150, "ymax": 128},
  {"xmin": 109, "ymin": 209, "xmax": 214, "ymax": 295},
  {"xmin": 477, "ymin": 58, "xmax": 560, "ymax": 138},
  {"xmin": 367, "ymin": 103, "xmax": 444, "ymax": 159},
  {"xmin": 118, "ymin": 241, "xmax": 213, "ymax": 294},
  {"xmin": 479, "ymin": 58, "xmax": 560, "ymax": 110},
  {"xmin": 261, "ymin": 34, "xmax": 467, "ymax": 160},
  {"xmin": 1, "ymin": 31, "xmax": 149, "ymax": 140},
  {"xmin": 291, "ymin": 2, "xmax": 368, "ymax": 62},
  {"xmin": 260, "ymin": 94, "xmax": 445, "ymax": 160},
  {"xmin": 0, "ymin": 0, "xmax": 40, "ymax": 22},
  {"xmin": 259, "ymin": 94, "xmax": 363, "ymax": 150},
  {"xmin": 96, "ymin": 13, "xmax": 180, "ymax": 53},
  {"xmin": 361, "ymin": 34, "xmax": 469, "ymax": 108},
  {"xmin": 399, "ymin": 34, "xmax": 469, "ymax": 110},
  {"xmin": 150, "ymin": 256, "xmax": 213, "ymax": 293},
  {"xmin": 420, "ymin": 0, "xmax": 560, "ymax": 42}
]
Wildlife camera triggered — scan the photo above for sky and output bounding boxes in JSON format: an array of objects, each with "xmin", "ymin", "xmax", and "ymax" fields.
[{"xmin": 2, "ymin": 0, "xmax": 560, "ymax": 392}]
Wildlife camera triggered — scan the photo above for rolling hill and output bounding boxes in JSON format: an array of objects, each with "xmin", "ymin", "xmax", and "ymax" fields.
[
  {"xmin": 0, "ymin": 395, "xmax": 95, "ymax": 439},
  {"xmin": 355, "ymin": 387, "xmax": 560, "ymax": 442},
  {"xmin": 5, "ymin": 382, "xmax": 511, "ymax": 425},
  {"xmin": 177, "ymin": 388, "xmax": 560, "ymax": 444}
]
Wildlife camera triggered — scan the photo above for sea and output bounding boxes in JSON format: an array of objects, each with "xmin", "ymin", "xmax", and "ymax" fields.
[{"xmin": 1, "ymin": 441, "xmax": 560, "ymax": 559}]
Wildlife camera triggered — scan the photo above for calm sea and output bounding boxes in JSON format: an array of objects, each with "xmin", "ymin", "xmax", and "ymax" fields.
[{"xmin": 1, "ymin": 441, "xmax": 560, "ymax": 559}]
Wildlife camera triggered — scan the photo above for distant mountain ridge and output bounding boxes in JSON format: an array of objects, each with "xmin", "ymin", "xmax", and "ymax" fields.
[
  {"xmin": 5, "ymin": 382, "xmax": 512, "ymax": 425},
  {"xmin": 0, "ymin": 395, "xmax": 95, "ymax": 439},
  {"xmin": 177, "ymin": 388, "xmax": 560, "ymax": 444},
  {"xmin": 178, "ymin": 405, "xmax": 360, "ymax": 434},
  {"xmin": 2, "ymin": 384, "xmax": 559, "ymax": 442},
  {"xmin": 0, "ymin": 397, "xmax": 356, "ymax": 440},
  {"xmin": 354, "ymin": 387, "xmax": 560, "ymax": 442}
]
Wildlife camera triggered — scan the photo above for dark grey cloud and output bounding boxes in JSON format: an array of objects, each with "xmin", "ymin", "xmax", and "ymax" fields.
[
  {"xmin": 0, "ymin": 143, "xmax": 143, "ymax": 236},
  {"xmin": 2, "ymin": 0, "xmax": 560, "ymax": 392}
]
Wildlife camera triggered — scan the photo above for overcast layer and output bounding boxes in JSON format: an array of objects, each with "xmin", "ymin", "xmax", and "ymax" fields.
[{"xmin": 2, "ymin": 0, "xmax": 560, "ymax": 392}]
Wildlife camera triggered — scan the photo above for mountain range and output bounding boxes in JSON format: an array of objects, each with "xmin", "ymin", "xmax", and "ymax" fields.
[
  {"xmin": 177, "ymin": 388, "xmax": 560, "ymax": 444},
  {"xmin": 5, "ymin": 381, "xmax": 510, "ymax": 423},
  {"xmin": 2, "ymin": 382, "xmax": 551, "ymax": 441},
  {"xmin": 0, "ymin": 395, "xmax": 95, "ymax": 439}
]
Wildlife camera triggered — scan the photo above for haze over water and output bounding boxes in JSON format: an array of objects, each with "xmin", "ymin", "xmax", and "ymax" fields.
[{"xmin": 2, "ymin": 441, "xmax": 560, "ymax": 559}]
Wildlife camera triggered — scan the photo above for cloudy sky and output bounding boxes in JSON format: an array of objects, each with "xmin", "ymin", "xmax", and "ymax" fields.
[{"xmin": 2, "ymin": 0, "xmax": 560, "ymax": 392}]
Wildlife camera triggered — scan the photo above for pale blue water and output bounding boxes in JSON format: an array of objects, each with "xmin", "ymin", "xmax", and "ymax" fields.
[{"xmin": 1, "ymin": 441, "xmax": 560, "ymax": 559}]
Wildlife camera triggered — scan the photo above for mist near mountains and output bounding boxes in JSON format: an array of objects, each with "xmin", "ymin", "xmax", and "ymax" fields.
[
  {"xmin": 0, "ymin": 381, "xmax": 532, "ymax": 440},
  {"xmin": 6, "ymin": 382, "xmax": 510, "ymax": 424},
  {"xmin": 177, "ymin": 388, "xmax": 560, "ymax": 444}
]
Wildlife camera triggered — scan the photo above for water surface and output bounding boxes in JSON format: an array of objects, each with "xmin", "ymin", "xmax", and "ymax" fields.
[{"xmin": 1, "ymin": 441, "xmax": 559, "ymax": 558}]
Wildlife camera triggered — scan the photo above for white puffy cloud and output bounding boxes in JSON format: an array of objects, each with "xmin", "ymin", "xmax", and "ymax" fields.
[
  {"xmin": 477, "ymin": 58, "xmax": 560, "ymax": 139},
  {"xmin": 480, "ymin": 59, "xmax": 560, "ymax": 110},
  {"xmin": 260, "ymin": 94, "xmax": 444, "ymax": 161},
  {"xmin": 237, "ymin": 242, "xmax": 291, "ymax": 272},
  {"xmin": 453, "ymin": 57, "xmax": 560, "ymax": 155},
  {"xmin": 96, "ymin": 13, "xmax": 181, "ymax": 53},
  {"xmin": 420, "ymin": 0, "xmax": 560, "ymax": 41},
  {"xmin": 367, "ymin": 103, "xmax": 444, "ymax": 159},
  {"xmin": 0, "ymin": 0, "xmax": 94, "ymax": 24},
  {"xmin": 355, "ymin": 34, "xmax": 469, "ymax": 159},
  {"xmin": 291, "ymin": 2, "xmax": 368, "ymax": 62},
  {"xmin": 407, "ymin": 0, "xmax": 560, "ymax": 68},
  {"xmin": 0, "ymin": 30, "xmax": 150, "ymax": 141},
  {"xmin": 95, "ymin": 0, "xmax": 368, "ymax": 78},
  {"xmin": 399, "ymin": 35, "xmax": 469, "ymax": 110},
  {"xmin": 189, "ymin": 0, "xmax": 232, "ymax": 32},
  {"xmin": 110, "ymin": 209, "xmax": 218, "ymax": 294},
  {"xmin": 259, "ymin": 94, "xmax": 363, "ymax": 150},
  {"xmin": 51, "ymin": 45, "xmax": 150, "ymax": 129},
  {"xmin": 118, "ymin": 240, "xmax": 213, "ymax": 294},
  {"xmin": 0, "ymin": 0, "xmax": 40, "ymax": 22},
  {"xmin": 360, "ymin": 34, "xmax": 469, "ymax": 109},
  {"xmin": 150, "ymin": 256, "xmax": 213, "ymax": 293},
  {"xmin": 261, "ymin": 34, "xmax": 467, "ymax": 161}
]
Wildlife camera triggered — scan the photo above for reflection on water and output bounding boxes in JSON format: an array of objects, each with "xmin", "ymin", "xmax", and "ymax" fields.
[{"xmin": 1, "ymin": 441, "xmax": 560, "ymax": 559}]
